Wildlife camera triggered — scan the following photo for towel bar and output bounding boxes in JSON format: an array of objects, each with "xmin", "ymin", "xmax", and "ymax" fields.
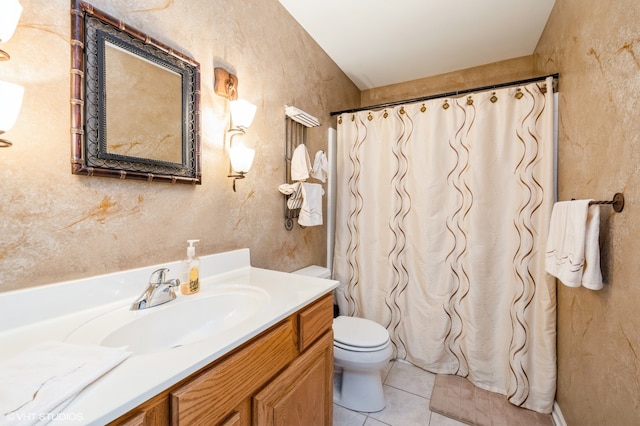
[{"xmin": 587, "ymin": 193, "xmax": 625, "ymax": 213}]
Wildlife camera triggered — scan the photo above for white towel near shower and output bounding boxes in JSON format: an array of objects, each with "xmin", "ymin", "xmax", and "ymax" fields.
[
  {"xmin": 544, "ymin": 200, "xmax": 603, "ymax": 290},
  {"xmin": 310, "ymin": 150, "xmax": 328, "ymax": 182},
  {"xmin": 298, "ymin": 183, "xmax": 324, "ymax": 226},
  {"xmin": 290, "ymin": 144, "xmax": 311, "ymax": 181}
]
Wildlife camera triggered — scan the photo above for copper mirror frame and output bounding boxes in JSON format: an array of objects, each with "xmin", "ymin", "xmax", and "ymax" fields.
[{"xmin": 70, "ymin": 0, "xmax": 201, "ymax": 184}]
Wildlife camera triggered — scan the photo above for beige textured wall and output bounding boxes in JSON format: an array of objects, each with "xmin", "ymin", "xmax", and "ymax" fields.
[
  {"xmin": 361, "ymin": 56, "xmax": 534, "ymax": 106},
  {"xmin": 0, "ymin": 0, "xmax": 359, "ymax": 292},
  {"xmin": 534, "ymin": 0, "xmax": 640, "ymax": 424}
]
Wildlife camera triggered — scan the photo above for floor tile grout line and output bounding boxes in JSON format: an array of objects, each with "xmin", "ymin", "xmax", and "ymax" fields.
[{"xmin": 383, "ymin": 382, "xmax": 433, "ymax": 401}]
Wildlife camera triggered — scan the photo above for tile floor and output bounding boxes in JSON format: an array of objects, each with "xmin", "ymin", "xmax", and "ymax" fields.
[{"xmin": 333, "ymin": 359, "xmax": 467, "ymax": 426}]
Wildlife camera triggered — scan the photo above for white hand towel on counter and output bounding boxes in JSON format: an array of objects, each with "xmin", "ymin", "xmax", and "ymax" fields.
[
  {"xmin": 298, "ymin": 183, "xmax": 324, "ymax": 227},
  {"xmin": 544, "ymin": 200, "xmax": 603, "ymax": 290},
  {"xmin": 0, "ymin": 341, "xmax": 131, "ymax": 426},
  {"xmin": 290, "ymin": 144, "xmax": 311, "ymax": 181},
  {"xmin": 310, "ymin": 150, "xmax": 328, "ymax": 183}
]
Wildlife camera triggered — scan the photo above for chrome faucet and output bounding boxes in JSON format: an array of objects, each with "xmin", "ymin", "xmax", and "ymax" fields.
[{"xmin": 130, "ymin": 268, "xmax": 180, "ymax": 310}]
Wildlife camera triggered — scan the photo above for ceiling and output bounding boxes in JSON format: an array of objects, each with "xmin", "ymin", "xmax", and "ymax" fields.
[{"xmin": 278, "ymin": 0, "xmax": 556, "ymax": 90}]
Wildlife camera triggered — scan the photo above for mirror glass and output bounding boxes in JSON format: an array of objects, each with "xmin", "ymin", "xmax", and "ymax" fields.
[
  {"xmin": 71, "ymin": 0, "xmax": 201, "ymax": 184},
  {"xmin": 104, "ymin": 42, "xmax": 183, "ymax": 163}
]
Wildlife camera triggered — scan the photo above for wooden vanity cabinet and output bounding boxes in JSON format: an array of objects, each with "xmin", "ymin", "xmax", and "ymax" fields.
[
  {"xmin": 109, "ymin": 293, "xmax": 334, "ymax": 426},
  {"xmin": 253, "ymin": 332, "xmax": 332, "ymax": 425}
]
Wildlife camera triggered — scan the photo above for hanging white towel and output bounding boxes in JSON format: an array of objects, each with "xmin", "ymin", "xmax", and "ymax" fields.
[
  {"xmin": 290, "ymin": 144, "xmax": 311, "ymax": 181},
  {"xmin": 298, "ymin": 183, "xmax": 324, "ymax": 226},
  {"xmin": 310, "ymin": 150, "xmax": 328, "ymax": 183},
  {"xmin": 544, "ymin": 200, "xmax": 603, "ymax": 290},
  {"xmin": 0, "ymin": 340, "xmax": 131, "ymax": 426}
]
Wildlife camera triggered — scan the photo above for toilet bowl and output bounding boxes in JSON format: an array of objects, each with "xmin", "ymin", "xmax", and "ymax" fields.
[
  {"xmin": 292, "ymin": 266, "xmax": 393, "ymax": 412},
  {"xmin": 333, "ymin": 315, "xmax": 392, "ymax": 412}
]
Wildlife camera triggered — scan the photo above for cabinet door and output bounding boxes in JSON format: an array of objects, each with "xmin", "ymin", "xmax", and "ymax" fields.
[
  {"xmin": 170, "ymin": 319, "xmax": 298, "ymax": 426},
  {"xmin": 253, "ymin": 331, "xmax": 333, "ymax": 426},
  {"xmin": 108, "ymin": 393, "xmax": 168, "ymax": 426}
]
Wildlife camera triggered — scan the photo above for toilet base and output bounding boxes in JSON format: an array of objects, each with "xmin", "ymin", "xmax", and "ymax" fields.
[{"xmin": 333, "ymin": 367, "xmax": 386, "ymax": 412}]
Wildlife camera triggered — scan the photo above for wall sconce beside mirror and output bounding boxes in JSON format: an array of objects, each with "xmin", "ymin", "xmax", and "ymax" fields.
[
  {"xmin": 0, "ymin": 0, "xmax": 24, "ymax": 148},
  {"xmin": 227, "ymin": 99, "xmax": 256, "ymax": 192},
  {"xmin": 214, "ymin": 67, "xmax": 238, "ymax": 100},
  {"xmin": 0, "ymin": 81, "xmax": 24, "ymax": 147},
  {"xmin": 229, "ymin": 141, "xmax": 255, "ymax": 177},
  {"xmin": 229, "ymin": 99, "xmax": 257, "ymax": 130},
  {"xmin": 0, "ymin": 0, "xmax": 22, "ymax": 61}
]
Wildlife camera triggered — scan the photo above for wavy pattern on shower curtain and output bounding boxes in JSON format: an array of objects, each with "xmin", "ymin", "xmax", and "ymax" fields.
[
  {"xmin": 443, "ymin": 100, "xmax": 474, "ymax": 377},
  {"xmin": 333, "ymin": 77, "xmax": 557, "ymax": 414},
  {"xmin": 508, "ymin": 84, "xmax": 551, "ymax": 406},
  {"xmin": 385, "ymin": 108, "xmax": 412, "ymax": 359},
  {"xmin": 342, "ymin": 115, "xmax": 367, "ymax": 317}
]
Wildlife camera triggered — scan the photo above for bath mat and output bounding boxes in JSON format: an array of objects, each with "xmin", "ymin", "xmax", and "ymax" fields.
[{"xmin": 429, "ymin": 374, "xmax": 553, "ymax": 426}]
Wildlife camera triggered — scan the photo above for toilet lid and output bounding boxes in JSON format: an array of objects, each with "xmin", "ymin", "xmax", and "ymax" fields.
[{"xmin": 333, "ymin": 316, "xmax": 390, "ymax": 349}]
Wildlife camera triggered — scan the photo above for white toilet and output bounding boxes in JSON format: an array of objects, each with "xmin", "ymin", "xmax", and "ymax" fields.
[
  {"xmin": 293, "ymin": 266, "xmax": 393, "ymax": 412},
  {"xmin": 332, "ymin": 315, "xmax": 393, "ymax": 412}
]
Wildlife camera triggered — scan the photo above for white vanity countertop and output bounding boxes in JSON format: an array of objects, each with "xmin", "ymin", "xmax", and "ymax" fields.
[{"xmin": 0, "ymin": 249, "xmax": 338, "ymax": 425}]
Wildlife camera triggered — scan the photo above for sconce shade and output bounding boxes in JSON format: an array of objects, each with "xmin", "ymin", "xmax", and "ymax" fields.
[
  {"xmin": 229, "ymin": 142, "xmax": 255, "ymax": 174},
  {"xmin": 0, "ymin": 80, "xmax": 24, "ymax": 131},
  {"xmin": 0, "ymin": 0, "xmax": 23, "ymax": 43},
  {"xmin": 229, "ymin": 99, "xmax": 257, "ymax": 130}
]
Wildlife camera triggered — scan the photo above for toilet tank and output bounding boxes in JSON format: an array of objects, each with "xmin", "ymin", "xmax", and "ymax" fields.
[
  {"xmin": 292, "ymin": 265, "xmax": 338, "ymax": 317},
  {"xmin": 292, "ymin": 265, "xmax": 331, "ymax": 279}
]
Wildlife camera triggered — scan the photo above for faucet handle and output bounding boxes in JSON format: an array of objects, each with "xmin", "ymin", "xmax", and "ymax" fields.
[{"xmin": 149, "ymin": 268, "xmax": 169, "ymax": 285}]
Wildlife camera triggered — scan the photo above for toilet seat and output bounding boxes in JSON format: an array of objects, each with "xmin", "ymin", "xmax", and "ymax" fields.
[
  {"xmin": 333, "ymin": 316, "xmax": 390, "ymax": 352},
  {"xmin": 334, "ymin": 339, "xmax": 390, "ymax": 352}
]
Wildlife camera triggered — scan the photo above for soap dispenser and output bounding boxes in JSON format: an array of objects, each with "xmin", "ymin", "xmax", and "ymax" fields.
[{"xmin": 181, "ymin": 239, "xmax": 200, "ymax": 295}]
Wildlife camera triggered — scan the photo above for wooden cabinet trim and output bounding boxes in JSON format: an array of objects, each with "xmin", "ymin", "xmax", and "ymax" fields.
[
  {"xmin": 113, "ymin": 411, "xmax": 145, "ymax": 426},
  {"xmin": 219, "ymin": 411, "xmax": 241, "ymax": 426},
  {"xmin": 108, "ymin": 390, "xmax": 168, "ymax": 426}
]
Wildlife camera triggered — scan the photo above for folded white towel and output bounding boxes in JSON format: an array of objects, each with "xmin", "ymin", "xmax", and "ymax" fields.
[
  {"xmin": 279, "ymin": 182, "xmax": 303, "ymax": 209},
  {"xmin": 290, "ymin": 144, "xmax": 311, "ymax": 181},
  {"xmin": 298, "ymin": 183, "xmax": 324, "ymax": 227},
  {"xmin": 544, "ymin": 200, "xmax": 603, "ymax": 290},
  {"xmin": 0, "ymin": 341, "xmax": 131, "ymax": 426},
  {"xmin": 278, "ymin": 182, "xmax": 299, "ymax": 195},
  {"xmin": 310, "ymin": 150, "xmax": 328, "ymax": 183}
]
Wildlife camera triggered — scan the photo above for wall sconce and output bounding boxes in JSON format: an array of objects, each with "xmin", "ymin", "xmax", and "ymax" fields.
[
  {"xmin": 0, "ymin": 80, "xmax": 24, "ymax": 147},
  {"xmin": 227, "ymin": 99, "xmax": 257, "ymax": 191},
  {"xmin": 0, "ymin": 0, "xmax": 23, "ymax": 61},
  {"xmin": 0, "ymin": 0, "xmax": 24, "ymax": 147},
  {"xmin": 214, "ymin": 67, "xmax": 238, "ymax": 100}
]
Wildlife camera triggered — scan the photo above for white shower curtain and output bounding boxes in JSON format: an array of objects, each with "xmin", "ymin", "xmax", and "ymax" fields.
[{"xmin": 333, "ymin": 77, "xmax": 556, "ymax": 413}]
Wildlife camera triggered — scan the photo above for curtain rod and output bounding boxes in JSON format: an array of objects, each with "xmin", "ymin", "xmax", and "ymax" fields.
[{"xmin": 330, "ymin": 73, "xmax": 559, "ymax": 116}]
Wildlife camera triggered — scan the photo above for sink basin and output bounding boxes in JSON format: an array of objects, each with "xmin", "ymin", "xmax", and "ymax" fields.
[{"xmin": 66, "ymin": 284, "xmax": 270, "ymax": 354}]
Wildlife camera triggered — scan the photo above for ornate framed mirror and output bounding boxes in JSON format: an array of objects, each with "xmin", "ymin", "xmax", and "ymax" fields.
[{"xmin": 70, "ymin": 0, "xmax": 201, "ymax": 184}]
